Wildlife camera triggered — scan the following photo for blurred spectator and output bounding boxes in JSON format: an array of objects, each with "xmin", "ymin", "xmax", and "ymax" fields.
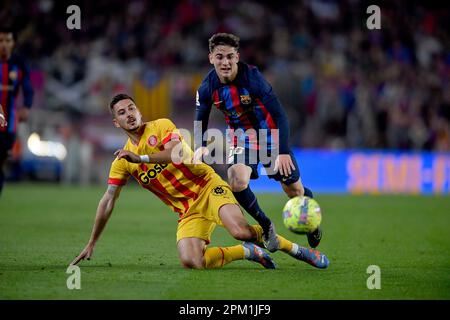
[{"xmin": 0, "ymin": 0, "xmax": 448, "ymax": 152}]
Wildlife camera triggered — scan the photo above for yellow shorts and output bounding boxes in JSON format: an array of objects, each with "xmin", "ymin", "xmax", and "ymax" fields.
[{"xmin": 176, "ymin": 174, "xmax": 238, "ymax": 244}]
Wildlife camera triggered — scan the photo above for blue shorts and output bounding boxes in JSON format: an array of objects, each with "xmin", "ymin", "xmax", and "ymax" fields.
[{"xmin": 227, "ymin": 146, "xmax": 300, "ymax": 185}]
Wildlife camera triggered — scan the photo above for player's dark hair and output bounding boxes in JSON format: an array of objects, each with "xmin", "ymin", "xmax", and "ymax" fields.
[
  {"xmin": 109, "ymin": 93, "xmax": 136, "ymax": 115},
  {"xmin": 208, "ymin": 33, "xmax": 240, "ymax": 53},
  {"xmin": 0, "ymin": 26, "xmax": 16, "ymax": 39}
]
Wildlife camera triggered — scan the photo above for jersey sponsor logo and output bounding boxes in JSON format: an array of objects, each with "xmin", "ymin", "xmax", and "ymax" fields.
[
  {"xmin": 211, "ymin": 185, "xmax": 227, "ymax": 196},
  {"xmin": 138, "ymin": 163, "xmax": 169, "ymax": 184},
  {"xmin": 240, "ymin": 94, "xmax": 251, "ymax": 105},
  {"xmin": 9, "ymin": 70, "xmax": 18, "ymax": 81},
  {"xmin": 148, "ymin": 135, "xmax": 158, "ymax": 147}
]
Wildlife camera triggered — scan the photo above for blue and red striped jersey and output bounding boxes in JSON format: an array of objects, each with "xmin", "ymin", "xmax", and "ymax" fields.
[
  {"xmin": 195, "ymin": 62, "xmax": 290, "ymax": 154},
  {"xmin": 0, "ymin": 54, "xmax": 33, "ymax": 134}
]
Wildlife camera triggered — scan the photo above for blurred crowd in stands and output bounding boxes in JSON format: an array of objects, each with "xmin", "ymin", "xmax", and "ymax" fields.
[{"xmin": 1, "ymin": 0, "xmax": 449, "ymax": 151}]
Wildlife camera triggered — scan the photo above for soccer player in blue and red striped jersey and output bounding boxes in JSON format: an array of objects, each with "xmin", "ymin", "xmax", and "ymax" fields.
[
  {"xmin": 195, "ymin": 33, "xmax": 322, "ymax": 251},
  {"xmin": 0, "ymin": 26, "xmax": 34, "ymax": 196}
]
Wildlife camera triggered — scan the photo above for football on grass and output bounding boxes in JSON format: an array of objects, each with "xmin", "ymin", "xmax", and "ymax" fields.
[{"xmin": 282, "ymin": 196, "xmax": 322, "ymax": 234}]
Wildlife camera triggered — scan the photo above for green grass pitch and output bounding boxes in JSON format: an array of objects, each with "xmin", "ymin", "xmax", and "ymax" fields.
[{"xmin": 0, "ymin": 183, "xmax": 449, "ymax": 299}]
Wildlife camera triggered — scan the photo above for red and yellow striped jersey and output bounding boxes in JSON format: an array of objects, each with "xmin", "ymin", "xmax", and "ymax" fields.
[{"xmin": 108, "ymin": 119, "xmax": 216, "ymax": 216}]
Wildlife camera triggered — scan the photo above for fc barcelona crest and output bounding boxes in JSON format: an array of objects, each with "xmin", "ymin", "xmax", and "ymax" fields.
[{"xmin": 240, "ymin": 95, "xmax": 251, "ymax": 105}]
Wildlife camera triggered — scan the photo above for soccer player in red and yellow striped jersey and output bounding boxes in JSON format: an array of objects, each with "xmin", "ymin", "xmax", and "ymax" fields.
[
  {"xmin": 71, "ymin": 94, "xmax": 329, "ymax": 270},
  {"xmin": 108, "ymin": 116, "xmax": 215, "ymax": 220}
]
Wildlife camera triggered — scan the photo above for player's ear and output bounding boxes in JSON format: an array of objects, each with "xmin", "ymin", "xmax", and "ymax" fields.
[
  {"xmin": 112, "ymin": 118, "xmax": 120, "ymax": 128},
  {"xmin": 209, "ymin": 53, "xmax": 214, "ymax": 65},
  {"xmin": 236, "ymin": 52, "xmax": 240, "ymax": 62}
]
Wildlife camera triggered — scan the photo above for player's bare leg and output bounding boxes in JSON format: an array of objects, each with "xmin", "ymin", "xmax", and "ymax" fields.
[
  {"xmin": 219, "ymin": 204, "xmax": 276, "ymax": 269},
  {"xmin": 281, "ymin": 180, "xmax": 304, "ymax": 198},
  {"xmin": 219, "ymin": 203, "xmax": 258, "ymax": 241},
  {"xmin": 176, "ymin": 207, "xmax": 276, "ymax": 270},
  {"xmin": 228, "ymin": 164, "xmax": 279, "ymax": 252},
  {"xmin": 177, "ymin": 237, "xmax": 206, "ymax": 269},
  {"xmin": 281, "ymin": 181, "xmax": 322, "ymax": 248},
  {"xmin": 227, "ymin": 164, "xmax": 251, "ymax": 191}
]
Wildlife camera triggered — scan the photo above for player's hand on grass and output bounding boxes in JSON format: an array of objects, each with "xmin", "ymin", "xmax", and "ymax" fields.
[
  {"xmin": 71, "ymin": 243, "xmax": 95, "ymax": 266},
  {"xmin": 274, "ymin": 154, "xmax": 296, "ymax": 177},
  {"xmin": 193, "ymin": 147, "xmax": 209, "ymax": 164},
  {"xmin": 114, "ymin": 149, "xmax": 141, "ymax": 163}
]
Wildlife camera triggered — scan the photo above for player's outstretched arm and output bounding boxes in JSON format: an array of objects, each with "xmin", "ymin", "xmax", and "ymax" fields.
[
  {"xmin": 114, "ymin": 140, "xmax": 184, "ymax": 164},
  {"xmin": 70, "ymin": 185, "xmax": 122, "ymax": 266},
  {"xmin": 114, "ymin": 149, "xmax": 141, "ymax": 163}
]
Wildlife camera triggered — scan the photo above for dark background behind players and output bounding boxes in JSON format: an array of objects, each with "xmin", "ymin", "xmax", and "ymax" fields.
[
  {"xmin": 0, "ymin": 0, "xmax": 448, "ymax": 185},
  {"xmin": 0, "ymin": 26, "xmax": 33, "ymax": 196}
]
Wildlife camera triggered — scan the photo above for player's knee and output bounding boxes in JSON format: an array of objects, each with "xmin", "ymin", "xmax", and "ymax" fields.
[{"xmin": 180, "ymin": 256, "xmax": 205, "ymax": 269}]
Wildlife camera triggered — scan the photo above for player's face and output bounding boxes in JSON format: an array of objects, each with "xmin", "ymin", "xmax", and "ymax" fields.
[
  {"xmin": 112, "ymin": 99, "xmax": 143, "ymax": 132},
  {"xmin": 209, "ymin": 45, "xmax": 239, "ymax": 83},
  {"xmin": 0, "ymin": 33, "xmax": 14, "ymax": 60}
]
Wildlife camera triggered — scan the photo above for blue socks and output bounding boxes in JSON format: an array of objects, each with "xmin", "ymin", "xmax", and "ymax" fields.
[
  {"xmin": 304, "ymin": 187, "xmax": 314, "ymax": 198},
  {"xmin": 233, "ymin": 186, "xmax": 272, "ymax": 231}
]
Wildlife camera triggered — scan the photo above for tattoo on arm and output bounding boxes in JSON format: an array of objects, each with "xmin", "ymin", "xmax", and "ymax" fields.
[{"xmin": 106, "ymin": 185, "xmax": 118, "ymax": 196}]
